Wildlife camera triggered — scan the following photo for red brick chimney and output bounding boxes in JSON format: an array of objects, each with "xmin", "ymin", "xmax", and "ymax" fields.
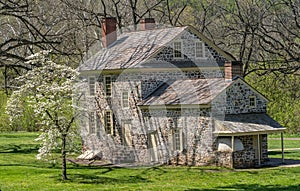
[
  {"xmin": 224, "ymin": 61, "xmax": 243, "ymax": 80},
  {"xmin": 140, "ymin": 18, "xmax": 155, "ymax": 30},
  {"xmin": 101, "ymin": 17, "xmax": 117, "ymax": 48}
]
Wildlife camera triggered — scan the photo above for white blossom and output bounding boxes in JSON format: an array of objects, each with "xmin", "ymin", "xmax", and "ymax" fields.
[{"xmin": 6, "ymin": 50, "xmax": 82, "ymax": 162}]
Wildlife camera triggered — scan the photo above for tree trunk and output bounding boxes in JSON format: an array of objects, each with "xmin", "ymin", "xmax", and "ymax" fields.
[{"xmin": 61, "ymin": 134, "xmax": 68, "ymax": 180}]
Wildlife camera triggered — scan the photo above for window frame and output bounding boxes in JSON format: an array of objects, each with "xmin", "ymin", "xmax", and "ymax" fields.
[
  {"xmin": 122, "ymin": 91, "xmax": 129, "ymax": 108},
  {"xmin": 172, "ymin": 128, "xmax": 184, "ymax": 151},
  {"xmin": 89, "ymin": 111, "xmax": 96, "ymax": 134},
  {"xmin": 104, "ymin": 110, "xmax": 113, "ymax": 135},
  {"xmin": 104, "ymin": 76, "xmax": 112, "ymax": 97},
  {"xmin": 173, "ymin": 41, "xmax": 183, "ymax": 59},
  {"xmin": 88, "ymin": 76, "xmax": 96, "ymax": 96},
  {"xmin": 195, "ymin": 41, "xmax": 205, "ymax": 58},
  {"xmin": 249, "ymin": 96, "xmax": 257, "ymax": 108}
]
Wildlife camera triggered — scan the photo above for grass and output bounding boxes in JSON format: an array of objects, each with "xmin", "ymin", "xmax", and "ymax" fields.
[
  {"xmin": 1, "ymin": 132, "xmax": 300, "ymax": 190},
  {"xmin": 268, "ymin": 134, "xmax": 300, "ymax": 160}
]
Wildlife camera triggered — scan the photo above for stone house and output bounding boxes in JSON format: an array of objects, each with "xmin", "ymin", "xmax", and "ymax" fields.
[{"xmin": 77, "ymin": 18, "xmax": 285, "ymax": 168}]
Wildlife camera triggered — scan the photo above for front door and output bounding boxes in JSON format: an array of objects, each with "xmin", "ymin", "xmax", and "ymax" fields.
[
  {"xmin": 122, "ymin": 122, "xmax": 132, "ymax": 147},
  {"xmin": 148, "ymin": 132, "xmax": 159, "ymax": 162}
]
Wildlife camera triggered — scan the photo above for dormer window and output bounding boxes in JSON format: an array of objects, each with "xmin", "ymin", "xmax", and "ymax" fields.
[
  {"xmin": 173, "ymin": 41, "xmax": 183, "ymax": 58},
  {"xmin": 195, "ymin": 41, "xmax": 207, "ymax": 58}
]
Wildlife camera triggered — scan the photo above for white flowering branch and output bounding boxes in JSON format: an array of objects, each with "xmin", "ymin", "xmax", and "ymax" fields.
[{"xmin": 6, "ymin": 50, "xmax": 82, "ymax": 180}]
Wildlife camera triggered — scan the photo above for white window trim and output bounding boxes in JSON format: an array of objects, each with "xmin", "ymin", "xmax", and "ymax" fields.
[
  {"xmin": 171, "ymin": 128, "xmax": 184, "ymax": 151},
  {"xmin": 105, "ymin": 110, "xmax": 114, "ymax": 135},
  {"xmin": 89, "ymin": 111, "xmax": 96, "ymax": 134},
  {"xmin": 195, "ymin": 41, "xmax": 206, "ymax": 59},
  {"xmin": 88, "ymin": 76, "xmax": 96, "ymax": 96},
  {"xmin": 249, "ymin": 96, "xmax": 257, "ymax": 108},
  {"xmin": 173, "ymin": 41, "xmax": 183, "ymax": 59},
  {"xmin": 122, "ymin": 91, "xmax": 129, "ymax": 108},
  {"xmin": 104, "ymin": 76, "xmax": 112, "ymax": 97}
]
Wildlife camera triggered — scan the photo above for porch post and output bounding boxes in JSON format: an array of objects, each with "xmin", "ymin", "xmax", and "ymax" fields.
[
  {"xmin": 257, "ymin": 134, "xmax": 261, "ymax": 166},
  {"xmin": 231, "ymin": 136, "xmax": 235, "ymax": 151},
  {"xmin": 281, "ymin": 132, "xmax": 285, "ymax": 164}
]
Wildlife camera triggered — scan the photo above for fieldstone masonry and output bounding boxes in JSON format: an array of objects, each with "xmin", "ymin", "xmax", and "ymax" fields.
[{"xmin": 78, "ymin": 26, "xmax": 272, "ymax": 168}]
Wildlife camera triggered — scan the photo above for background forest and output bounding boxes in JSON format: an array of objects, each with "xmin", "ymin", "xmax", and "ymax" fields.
[{"xmin": 0, "ymin": 0, "xmax": 299, "ymax": 133}]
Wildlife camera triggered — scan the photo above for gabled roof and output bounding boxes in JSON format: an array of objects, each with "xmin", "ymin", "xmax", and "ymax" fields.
[
  {"xmin": 141, "ymin": 78, "xmax": 232, "ymax": 106},
  {"xmin": 214, "ymin": 113, "xmax": 285, "ymax": 136},
  {"xmin": 79, "ymin": 26, "xmax": 235, "ymax": 72}
]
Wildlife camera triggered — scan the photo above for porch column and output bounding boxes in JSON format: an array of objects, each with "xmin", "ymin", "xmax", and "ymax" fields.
[
  {"xmin": 281, "ymin": 132, "xmax": 285, "ymax": 164},
  {"xmin": 257, "ymin": 134, "xmax": 261, "ymax": 166},
  {"xmin": 231, "ymin": 136, "xmax": 235, "ymax": 151}
]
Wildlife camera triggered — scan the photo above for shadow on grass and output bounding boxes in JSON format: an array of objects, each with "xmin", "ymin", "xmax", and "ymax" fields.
[
  {"xmin": 64, "ymin": 172, "xmax": 150, "ymax": 184},
  {"xmin": 185, "ymin": 184, "xmax": 300, "ymax": 191},
  {"xmin": 268, "ymin": 151, "xmax": 295, "ymax": 155},
  {"xmin": 0, "ymin": 144, "xmax": 39, "ymax": 154}
]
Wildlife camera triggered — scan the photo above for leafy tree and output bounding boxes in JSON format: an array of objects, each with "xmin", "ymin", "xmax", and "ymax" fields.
[
  {"xmin": 6, "ymin": 50, "xmax": 81, "ymax": 180},
  {"xmin": 247, "ymin": 72, "xmax": 300, "ymax": 133}
]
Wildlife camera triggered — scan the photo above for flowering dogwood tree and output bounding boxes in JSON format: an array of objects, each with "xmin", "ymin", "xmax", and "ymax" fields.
[{"xmin": 6, "ymin": 50, "xmax": 80, "ymax": 180}]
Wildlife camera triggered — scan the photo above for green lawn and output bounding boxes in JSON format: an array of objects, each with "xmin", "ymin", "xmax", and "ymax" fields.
[{"xmin": 1, "ymin": 132, "xmax": 300, "ymax": 191}]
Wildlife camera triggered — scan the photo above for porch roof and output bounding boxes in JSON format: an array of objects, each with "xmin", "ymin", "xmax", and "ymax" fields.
[{"xmin": 214, "ymin": 113, "xmax": 285, "ymax": 136}]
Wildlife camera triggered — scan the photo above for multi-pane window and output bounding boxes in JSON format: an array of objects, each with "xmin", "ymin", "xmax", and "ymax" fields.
[
  {"xmin": 105, "ymin": 76, "xmax": 112, "ymax": 97},
  {"xmin": 173, "ymin": 41, "xmax": 183, "ymax": 58},
  {"xmin": 89, "ymin": 76, "xmax": 95, "ymax": 96},
  {"xmin": 122, "ymin": 91, "xmax": 129, "ymax": 108},
  {"xmin": 195, "ymin": 42, "xmax": 204, "ymax": 58},
  {"xmin": 105, "ymin": 111, "xmax": 113, "ymax": 135},
  {"xmin": 89, "ymin": 112, "xmax": 95, "ymax": 134},
  {"xmin": 195, "ymin": 41, "xmax": 209, "ymax": 58},
  {"xmin": 173, "ymin": 129, "xmax": 181, "ymax": 151},
  {"xmin": 249, "ymin": 96, "xmax": 256, "ymax": 108}
]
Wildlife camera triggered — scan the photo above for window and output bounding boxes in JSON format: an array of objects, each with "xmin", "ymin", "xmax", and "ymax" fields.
[
  {"xmin": 122, "ymin": 121, "xmax": 132, "ymax": 146},
  {"xmin": 89, "ymin": 76, "xmax": 95, "ymax": 96},
  {"xmin": 173, "ymin": 41, "xmax": 183, "ymax": 58},
  {"xmin": 249, "ymin": 96, "xmax": 256, "ymax": 108},
  {"xmin": 104, "ymin": 76, "xmax": 112, "ymax": 97},
  {"xmin": 105, "ymin": 111, "xmax": 113, "ymax": 135},
  {"xmin": 195, "ymin": 42, "xmax": 204, "ymax": 58},
  {"xmin": 122, "ymin": 91, "xmax": 129, "ymax": 108},
  {"xmin": 195, "ymin": 41, "xmax": 209, "ymax": 58},
  {"xmin": 89, "ymin": 112, "xmax": 95, "ymax": 134},
  {"xmin": 173, "ymin": 129, "xmax": 182, "ymax": 151},
  {"xmin": 96, "ymin": 113, "xmax": 101, "ymax": 135}
]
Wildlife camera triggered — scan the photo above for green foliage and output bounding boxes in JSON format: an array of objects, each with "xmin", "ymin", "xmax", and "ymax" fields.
[
  {"xmin": 0, "ymin": 91, "xmax": 38, "ymax": 132},
  {"xmin": 0, "ymin": 91, "xmax": 9, "ymax": 131},
  {"xmin": 1, "ymin": 132, "xmax": 300, "ymax": 191},
  {"xmin": 246, "ymin": 72, "xmax": 300, "ymax": 133}
]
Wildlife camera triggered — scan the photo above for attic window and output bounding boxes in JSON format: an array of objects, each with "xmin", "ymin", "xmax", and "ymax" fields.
[
  {"xmin": 173, "ymin": 41, "xmax": 183, "ymax": 58},
  {"xmin": 249, "ymin": 96, "xmax": 256, "ymax": 108},
  {"xmin": 195, "ymin": 42, "xmax": 204, "ymax": 58}
]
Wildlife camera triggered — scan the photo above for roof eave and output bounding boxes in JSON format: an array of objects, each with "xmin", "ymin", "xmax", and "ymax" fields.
[{"xmin": 214, "ymin": 128, "xmax": 286, "ymax": 136}]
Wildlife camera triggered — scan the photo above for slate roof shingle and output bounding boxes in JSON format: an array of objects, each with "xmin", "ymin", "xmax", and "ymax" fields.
[
  {"xmin": 141, "ymin": 78, "xmax": 232, "ymax": 106},
  {"xmin": 214, "ymin": 113, "xmax": 285, "ymax": 135},
  {"xmin": 79, "ymin": 26, "xmax": 188, "ymax": 71}
]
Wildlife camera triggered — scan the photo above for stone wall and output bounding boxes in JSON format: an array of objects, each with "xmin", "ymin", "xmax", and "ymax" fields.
[
  {"xmin": 78, "ymin": 28, "xmax": 269, "ymax": 167},
  {"xmin": 225, "ymin": 80, "xmax": 267, "ymax": 114},
  {"xmin": 154, "ymin": 29, "xmax": 226, "ymax": 66}
]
